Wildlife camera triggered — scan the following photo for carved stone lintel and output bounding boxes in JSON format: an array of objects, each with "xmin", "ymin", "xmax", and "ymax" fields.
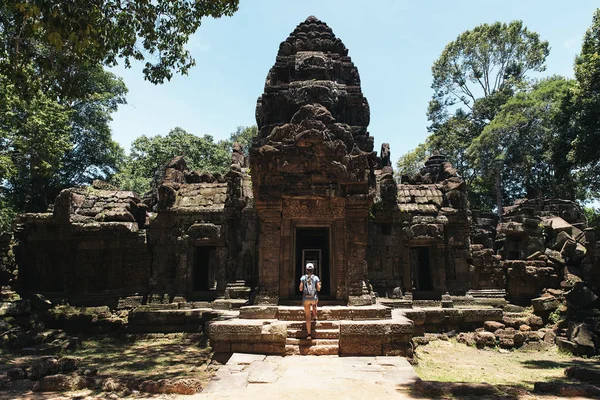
[{"xmin": 282, "ymin": 198, "xmax": 345, "ymax": 219}]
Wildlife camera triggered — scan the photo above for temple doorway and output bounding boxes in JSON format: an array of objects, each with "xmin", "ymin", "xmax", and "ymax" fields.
[
  {"xmin": 410, "ymin": 246, "xmax": 433, "ymax": 291},
  {"xmin": 295, "ymin": 227, "xmax": 330, "ymax": 296},
  {"xmin": 193, "ymin": 246, "xmax": 216, "ymax": 291}
]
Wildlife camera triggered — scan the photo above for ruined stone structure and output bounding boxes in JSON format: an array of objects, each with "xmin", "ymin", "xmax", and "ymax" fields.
[{"xmin": 10, "ymin": 17, "xmax": 599, "ymax": 316}]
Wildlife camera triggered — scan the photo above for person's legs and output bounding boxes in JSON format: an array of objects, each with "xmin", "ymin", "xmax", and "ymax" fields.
[
  {"xmin": 312, "ymin": 300, "xmax": 318, "ymax": 321},
  {"xmin": 303, "ymin": 301, "xmax": 312, "ymax": 338}
]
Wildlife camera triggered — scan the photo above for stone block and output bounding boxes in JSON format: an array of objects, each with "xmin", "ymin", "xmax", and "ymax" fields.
[
  {"xmin": 474, "ymin": 331, "xmax": 496, "ymax": 347},
  {"xmin": 483, "ymin": 321, "xmax": 505, "ymax": 332},
  {"xmin": 239, "ymin": 306, "xmax": 278, "ymax": 319},
  {"xmin": 461, "ymin": 308, "xmax": 503, "ymax": 323},
  {"xmin": 0, "ymin": 300, "xmax": 31, "ymax": 317},
  {"xmin": 531, "ymin": 296, "xmax": 560, "ymax": 313},
  {"xmin": 566, "ymin": 282, "xmax": 598, "ymax": 310}
]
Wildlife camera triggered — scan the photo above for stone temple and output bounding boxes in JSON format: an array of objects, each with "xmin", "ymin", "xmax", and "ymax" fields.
[{"xmin": 9, "ymin": 17, "xmax": 600, "ymax": 356}]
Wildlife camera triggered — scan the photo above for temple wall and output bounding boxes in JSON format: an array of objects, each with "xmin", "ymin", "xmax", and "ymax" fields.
[{"xmin": 13, "ymin": 213, "xmax": 151, "ymax": 306}]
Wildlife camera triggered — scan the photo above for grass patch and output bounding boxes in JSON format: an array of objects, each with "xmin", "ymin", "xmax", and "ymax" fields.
[
  {"xmin": 415, "ymin": 339, "xmax": 599, "ymax": 390},
  {"xmin": 70, "ymin": 333, "xmax": 214, "ymax": 381}
]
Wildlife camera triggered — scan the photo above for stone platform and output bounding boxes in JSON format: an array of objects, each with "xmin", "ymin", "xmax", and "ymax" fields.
[
  {"xmin": 207, "ymin": 305, "xmax": 414, "ymax": 357},
  {"xmin": 399, "ymin": 307, "xmax": 503, "ymax": 335},
  {"xmin": 196, "ymin": 353, "xmax": 418, "ymax": 399}
]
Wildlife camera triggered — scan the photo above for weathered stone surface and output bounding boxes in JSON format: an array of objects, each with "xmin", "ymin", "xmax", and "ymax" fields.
[
  {"xmin": 566, "ymin": 282, "xmax": 598, "ymax": 310},
  {"xmin": 565, "ymin": 366, "xmax": 600, "ymax": 382},
  {"xmin": 534, "ymin": 381, "xmax": 600, "ymax": 397},
  {"xmin": 33, "ymin": 373, "xmax": 94, "ymax": 392},
  {"xmin": 474, "ymin": 331, "xmax": 496, "ymax": 347},
  {"xmin": 138, "ymin": 378, "xmax": 202, "ymax": 395},
  {"xmin": 483, "ymin": 321, "xmax": 505, "ymax": 332},
  {"xmin": 0, "ymin": 300, "xmax": 30, "ymax": 316},
  {"xmin": 568, "ymin": 322, "xmax": 597, "ymax": 352},
  {"xmin": 456, "ymin": 332, "xmax": 475, "ymax": 346},
  {"xmin": 531, "ymin": 296, "xmax": 560, "ymax": 313}
]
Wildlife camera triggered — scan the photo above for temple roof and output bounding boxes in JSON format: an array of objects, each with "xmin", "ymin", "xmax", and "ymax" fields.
[
  {"xmin": 278, "ymin": 16, "xmax": 347, "ymax": 56},
  {"xmin": 397, "ymin": 184, "xmax": 444, "ymax": 207}
]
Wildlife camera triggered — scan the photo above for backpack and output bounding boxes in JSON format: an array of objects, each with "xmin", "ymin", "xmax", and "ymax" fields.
[{"xmin": 304, "ymin": 275, "xmax": 317, "ymax": 299}]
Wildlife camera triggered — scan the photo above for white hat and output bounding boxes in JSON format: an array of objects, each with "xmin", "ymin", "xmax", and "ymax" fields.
[{"xmin": 306, "ymin": 263, "xmax": 314, "ymax": 270}]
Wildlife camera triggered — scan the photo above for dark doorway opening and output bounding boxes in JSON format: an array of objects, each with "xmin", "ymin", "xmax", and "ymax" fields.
[
  {"xmin": 410, "ymin": 247, "xmax": 433, "ymax": 291},
  {"xmin": 295, "ymin": 227, "xmax": 330, "ymax": 296},
  {"xmin": 193, "ymin": 246, "xmax": 216, "ymax": 291}
]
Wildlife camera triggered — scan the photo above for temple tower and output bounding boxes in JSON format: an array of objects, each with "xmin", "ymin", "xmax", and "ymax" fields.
[{"xmin": 250, "ymin": 16, "xmax": 376, "ymax": 305}]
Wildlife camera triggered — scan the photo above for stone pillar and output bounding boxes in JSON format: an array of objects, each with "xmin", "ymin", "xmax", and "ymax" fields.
[
  {"xmin": 345, "ymin": 195, "xmax": 373, "ymax": 306},
  {"xmin": 254, "ymin": 203, "xmax": 281, "ymax": 305}
]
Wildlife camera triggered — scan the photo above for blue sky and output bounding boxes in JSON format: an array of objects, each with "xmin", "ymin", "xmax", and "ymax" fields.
[{"xmin": 109, "ymin": 0, "xmax": 599, "ymax": 165}]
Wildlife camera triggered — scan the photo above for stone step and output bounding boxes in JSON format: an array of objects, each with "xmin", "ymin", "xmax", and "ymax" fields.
[
  {"xmin": 285, "ymin": 338, "xmax": 339, "ymax": 346},
  {"xmin": 286, "ymin": 328, "xmax": 340, "ymax": 339},
  {"xmin": 212, "ymin": 299, "xmax": 248, "ymax": 310},
  {"xmin": 226, "ymin": 282, "xmax": 249, "ymax": 288},
  {"xmin": 286, "ymin": 321, "xmax": 340, "ymax": 330},
  {"xmin": 285, "ymin": 344, "xmax": 339, "ymax": 356},
  {"xmin": 467, "ymin": 289, "xmax": 507, "ymax": 298},
  {"xmin": 277, "ymin": 305, "xmax": 391, "ymax": 321}
]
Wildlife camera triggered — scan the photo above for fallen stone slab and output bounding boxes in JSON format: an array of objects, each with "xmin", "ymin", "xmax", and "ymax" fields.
[
  {"xmin": 565, "ymin": 366, "xmax": 600, "ymax": 382},
  {"xmin": 566, "ymin": 282, "xmax": 598, "ymax": 310},
  {"xmin": 531, "ymin": 296, "xmax": 560, "ymax": 313},
  {"xmin": 228, "ymin": 353, "xmax": 266, "ymax": 365},
  {"xmin": 534, "ymin": 381, "xmax": 600, "ymax": 397},
  {"xmin": 484, "ymin": 320, "xmax": 505, "ymax": 332},
  {"xmin": 33, "ymin": 373, "xmax": 95, "ymax": 392},
  {"xmin": 474, "ymin": 331, "xmax": 496, "ymax": 347},
  {"xmin": 138, "ymin": 378, "xmax": 202, "ymax": 395},
  {"xmin": 414, "ymin": 379, "xmax": 500, "ymax": 398}
]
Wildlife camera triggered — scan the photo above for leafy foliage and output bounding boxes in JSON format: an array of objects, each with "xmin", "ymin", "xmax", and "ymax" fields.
[
  {"xmin": 1, "ymin": 62, "xmax": 127, "ymax": 212},
  {"xmin": 111, "ymin": 126, "xmax": 258, "ymax": 195},
  {"xmin": 584, "ymin": 207, "xmax": 600, "ymax": 234},
  {"xmin": 227, "ymin": 125, "xmax": 258, "ymax": 156},
  {"xmin": 571, "ymin": 9, "xmax": 600, "ymax": 196},
  {"xmin": 468, "ymin": 77, "xmax": 579, "ymax": 203},
  {"xmin": 400, "ymin": 20, "xmax": 551, "ymax": 210},
  {"xmin": 395, "ymin": 142, "xmax": 430, "ymax": 178},
  {"xmin": 429, "ymin": 20, "xmax": 549, "ymax": 125},
  {"xmin": 3, "ymin": 0, "xmax": 239, "ymax": 87}
]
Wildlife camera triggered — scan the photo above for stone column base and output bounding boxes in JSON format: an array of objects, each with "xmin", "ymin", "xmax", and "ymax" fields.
[
  {"xmin": 347, "ymin": 294, "xmax": 375, "ymax": 306},
  {"xmin": 253, "ymin": 291, "xmax": 279, "ymax": 305}
]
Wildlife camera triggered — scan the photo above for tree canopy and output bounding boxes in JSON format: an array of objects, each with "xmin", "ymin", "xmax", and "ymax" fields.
[
  {"xmin": 429, "ymin": 20, "xmax": 549, "ymax": 126},
  {"xmin": 2, "ymin": 0, "xmax": 239, "ymax": 88},
  {"xmin": 399, "ymin": 20, "xmax": 553, "ymax": 210},
  {"xmin": 399, "ymin": 11, "xmax": 600, "ymax": 210},
  {"xmin": 570, "ymin": 9, "xmax": 600, "ymax": 197},
  {"xmin": 111, "ymin": 125, "xmax": 257, "ymax": 195}
]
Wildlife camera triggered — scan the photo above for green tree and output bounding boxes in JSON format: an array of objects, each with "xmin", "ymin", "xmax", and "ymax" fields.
[
  {"xmin": 571, "ymin": 9, "xmax": 600, "ymax": 197},
  {"xmin": 468, "ymin": 77, "xmax": 579, "ymax": 204},
  {"xmin": 226, "ymin": 125, "xmax": 258, "ymax": 156},
  {"xmin": 395, "ymin": 142, "xmax": 429, "ymax": 178},
  {"xmin": 408, "ymin": 20, "xmax": 550, "ymax": 210},
  {"xmin": 1, "ymin": 62, "xmax": 128, "ymax": 212},
  {"xmin": 112, "ymin": 127, "xmax": 232, "ymax": 195},
  {"xmin": 429, "ymin": 20, "xmax": 549, "ymax": 126},
  {"xmin": 54, "ymin": 66, "xmax": 127, "ymax": 188},
  {"xmin": 0, "ymin": 64, "xmax": 72, "ymax": 212},
  {"xmin": 2, "ymin": 0, "xmax": 239, "ymax": 88}
]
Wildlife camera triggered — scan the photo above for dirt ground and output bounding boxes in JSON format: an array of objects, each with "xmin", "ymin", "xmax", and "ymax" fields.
[
  {"xmin": 3, "ymin": 335, "xmax": 600, "ymax": 399},
  {"xmin": 414, "ymin": 338, "xmax": 600, "ymax": 398},
  {"xmin": 0, "ymin": 333, "xmax": 218, "ymax": 399}
]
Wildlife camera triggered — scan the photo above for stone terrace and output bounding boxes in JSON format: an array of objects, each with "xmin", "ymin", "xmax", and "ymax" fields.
[
  {"xmin": 207, "ymin": 301, "xmax": 505, "ymax": 357},
  {"xmin": 208, "ymin": 304, "xmax": 414, "ymax": 357}
]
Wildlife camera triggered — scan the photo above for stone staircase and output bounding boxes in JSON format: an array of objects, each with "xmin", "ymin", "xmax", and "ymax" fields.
[
  {"xmin": 285, "ymin": 321, "xmax": 340, "ymax": 355},
  {"xmin": 208, "ymin": 304, "xmax": 414, "ymax": 356}
]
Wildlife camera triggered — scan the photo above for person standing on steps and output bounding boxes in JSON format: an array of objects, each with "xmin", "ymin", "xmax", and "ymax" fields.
[{"xmin": 299, "ymin": 262, "xmax": 321, "ymax": 340}]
